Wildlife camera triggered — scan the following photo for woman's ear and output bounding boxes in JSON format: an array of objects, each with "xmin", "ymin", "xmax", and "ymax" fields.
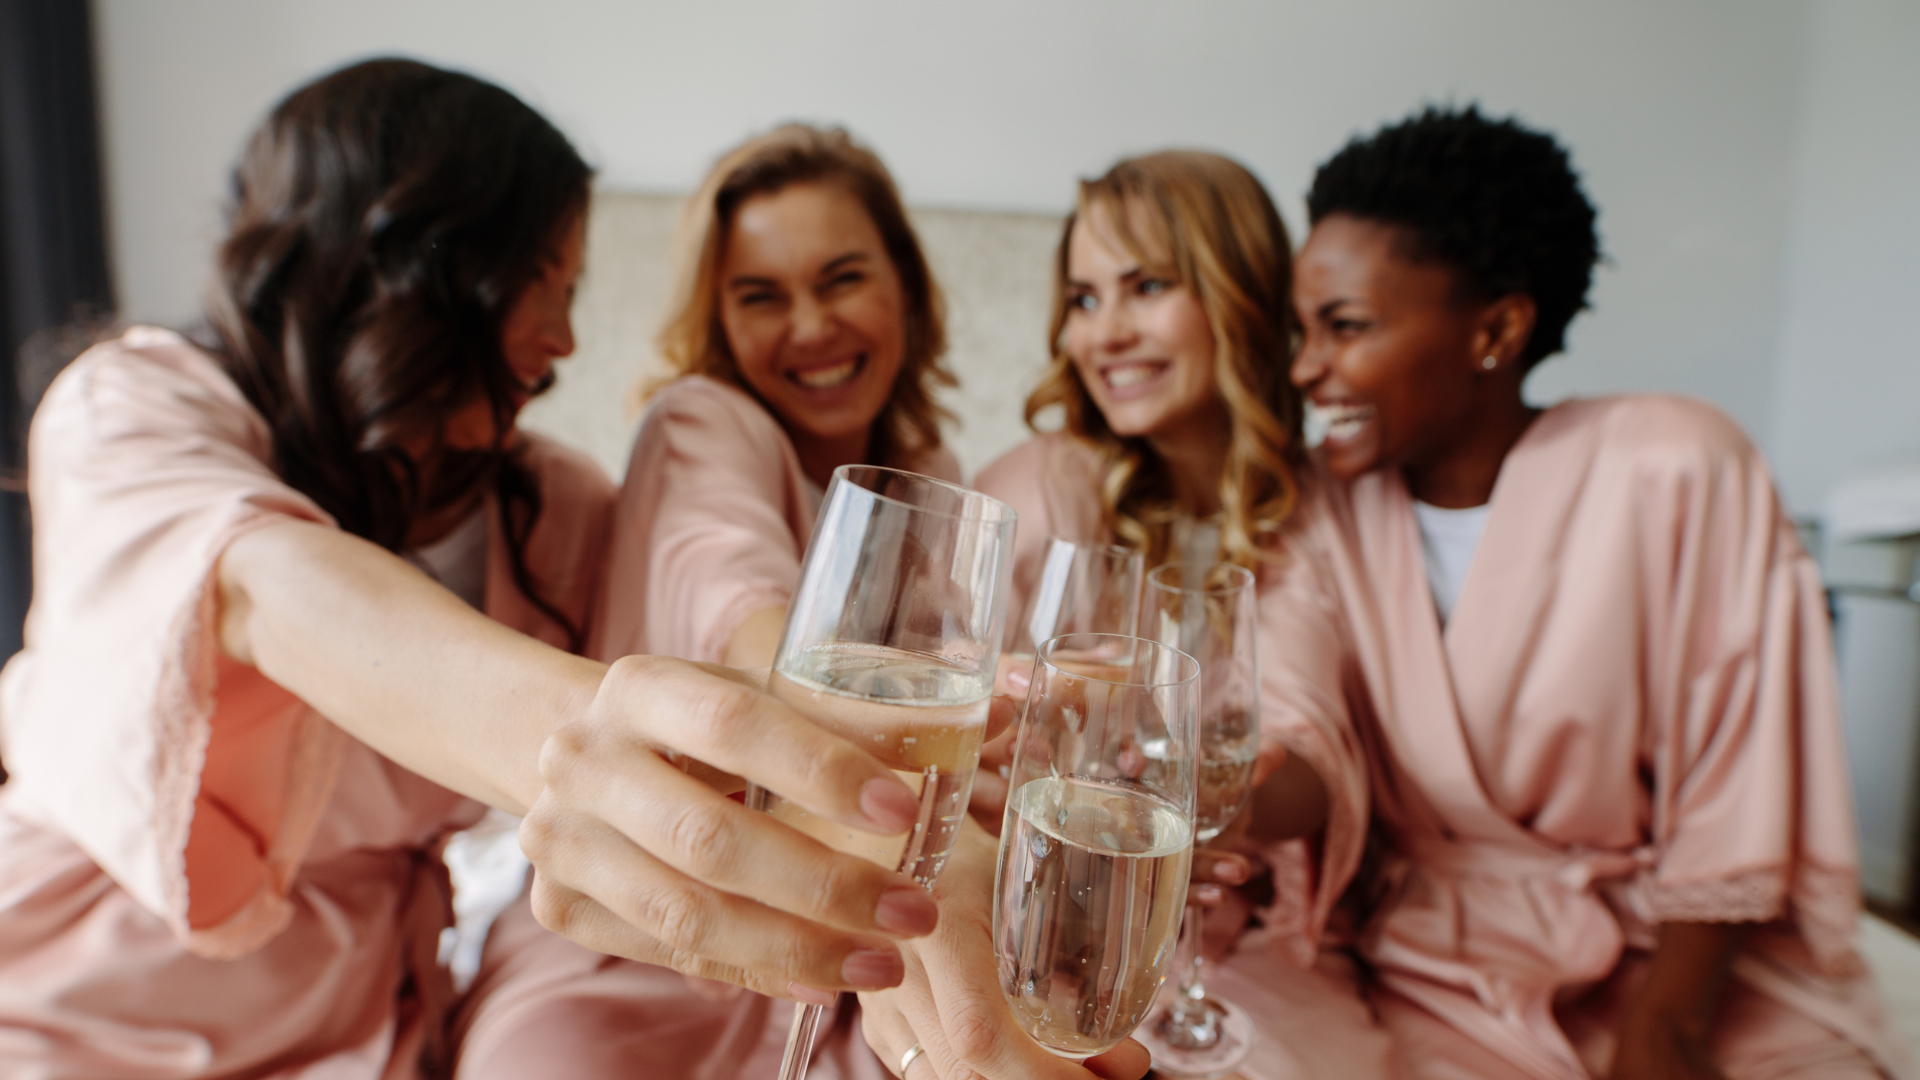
[{"xmin": 1473, "ymin": 294, "xmax": 1539, "ymax": 372}]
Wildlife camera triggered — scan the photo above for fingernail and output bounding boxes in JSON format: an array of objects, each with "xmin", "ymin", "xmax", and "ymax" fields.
[
  {"xmin": 787, "ymin": 982, "xmax": 839, "ymax": 1007},
  {"xmin": 1214, "ymin": 859, "xmax": 1247, "ymax": 884},
  {"xmin": 1195, "ymin": 884, "xmax": 1224, "ymax": 904},
  {"xmin": 859, "ymin": 779, "xmax": 920, "ymax": 833},
  {"xmin": 842, "ymin": 948, "xmax": 905, "ymax": 989},
  {"xmin": 1008, "ymin": 667, "xmax": 1030, "ymax": 692},
  {"xmin": 874, "ymin": 885, "xmax": 939, "ymax": 936}
]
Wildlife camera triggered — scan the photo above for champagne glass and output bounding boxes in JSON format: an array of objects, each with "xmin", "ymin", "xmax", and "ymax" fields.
[
  {"xmin": 1135, "ymin": 561, "xmax": 1259, "ymax": 1079},
  {"xmin": 1007, "ymin": 539, "xmax": 1145, "ymax": 663},
  {"xmin": 993, "ymin": 633, "xmax": 1201, "ymax": 1059},
  {"xmin": 748, "ymin": 465, "xmax": 1015, "ymax": 1080}
]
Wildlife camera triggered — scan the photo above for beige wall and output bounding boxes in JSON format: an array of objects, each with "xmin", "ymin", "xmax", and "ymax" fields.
[{"xmin": 517, "ymin": 192, "xmax": 1064, "ymax": 480}]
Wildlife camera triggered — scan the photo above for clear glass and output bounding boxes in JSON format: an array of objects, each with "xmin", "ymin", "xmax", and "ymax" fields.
[
  {"xmin": 993, "ymin": 633, "xmax": 1200, "ymax": 1060},
  {"xmin": 1135, "ymin": 561, "xmax": 1258, "ymax": 1078},
  {"xmin": 749, "ymin": 465, "xmax": 1016, "ymax": 1080},
  {"xmin": 1007, "ymin": 539, "xmax": 1145, "ymax": 661}
]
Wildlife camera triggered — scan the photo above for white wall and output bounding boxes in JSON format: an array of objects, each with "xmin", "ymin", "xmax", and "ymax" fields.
[
  {"xmin": 1768, "ymin": 0, "xmax": 1920, "ymax": 517},
  {"xmin": 96, "ymin": 0, "xmax": 1853, "ymax": 485}
]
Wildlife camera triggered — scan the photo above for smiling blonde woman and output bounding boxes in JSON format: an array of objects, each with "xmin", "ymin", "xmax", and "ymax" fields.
[{"xmin": 593, "ymin": 124, "xmax": 962, "ymax": 677}]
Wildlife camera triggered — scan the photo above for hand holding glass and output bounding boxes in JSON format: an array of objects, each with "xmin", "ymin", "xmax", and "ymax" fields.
[{"xmin": 749, "ymin": 465, "xmax": 1015, "ymax": 1080}]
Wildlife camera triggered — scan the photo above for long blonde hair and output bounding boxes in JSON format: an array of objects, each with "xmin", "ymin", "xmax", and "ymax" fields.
[
  {"xmin": 656, "ymin": 124, "xmax": 952, "ymax": 466},
  {"xmin": 1026, "ymin": 151, "xmax": 1302, "ymax": 570}
]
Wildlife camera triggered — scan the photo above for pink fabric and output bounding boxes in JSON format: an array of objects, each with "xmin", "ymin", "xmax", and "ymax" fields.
[
  {"xmin": 592, "ymin": 374, "xmax": 962, "ymax": 664},
  {"xmin": 0, "ymin": 329, "xmax": 753, "ymax": 1078},
  {"xmin": 975, "ymin": 433, "xmax": 1370, "ymax": 969},
  {"xmin": 974, "ymin": 400, "xmax": 1914, "ymax": 1079}
]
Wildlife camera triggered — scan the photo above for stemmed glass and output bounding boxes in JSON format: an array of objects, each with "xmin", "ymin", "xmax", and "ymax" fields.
[
  {"xmin": 993, "ymin": 633, "xmax": 1201, "ymax": 1059},
  {"xmin": 1007, "ymin": 539, "xmax": 1145, "ymax": 662},
  {"xmin": 1135, "ymin": 561, "xmax": 1259, "ymax": 1078},
  {"xmin": 747, "ymin": 465, "xmax": 1016, "ymax": 1080}
]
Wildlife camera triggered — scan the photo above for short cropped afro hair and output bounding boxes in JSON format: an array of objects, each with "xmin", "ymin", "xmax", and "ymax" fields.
[{"xmin": 1306, "ymin": 105, "xmax": 1601, "ymax": 367}]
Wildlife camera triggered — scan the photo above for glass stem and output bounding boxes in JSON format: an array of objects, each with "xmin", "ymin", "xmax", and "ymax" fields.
[
  {"xmin": 1169, "ymin": 902, "xmax": 1216, "ymax": 1032},
  {"xmin": 777, "ymin": 1000, "xmax": 828, "ymax": 1080}
]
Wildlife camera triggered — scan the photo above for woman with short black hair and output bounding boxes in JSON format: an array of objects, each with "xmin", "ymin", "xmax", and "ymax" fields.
[{"xmin": 1270, "ymin": 104, "xmax": 1905, "ymax": 1080}]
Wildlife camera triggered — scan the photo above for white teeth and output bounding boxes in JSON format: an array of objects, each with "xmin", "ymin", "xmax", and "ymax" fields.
[
  {"xmin": 793, "ymin": 358, "xmax": 859, "ymax": 389},
  {"xmin": 1303, "ymin": 402, "xmax": 1374, "ymax": 447},
  {"xmin": 1103, "ymin": 363, "xmax": 1166, "ymax": 389}
]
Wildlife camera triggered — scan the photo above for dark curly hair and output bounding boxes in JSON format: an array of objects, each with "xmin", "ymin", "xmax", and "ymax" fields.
[
  {"xmin": 202, "ymin": 58, "xmax": 592, "ymax": 647},
  {"xmin": 1306, "ymin": 104, "xmax": 1600, "ymax": 368}
]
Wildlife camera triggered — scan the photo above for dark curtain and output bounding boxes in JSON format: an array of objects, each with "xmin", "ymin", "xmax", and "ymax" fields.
[{"xmin": 0, "ymin": 0, "xmax": 115, "ymax": 664}]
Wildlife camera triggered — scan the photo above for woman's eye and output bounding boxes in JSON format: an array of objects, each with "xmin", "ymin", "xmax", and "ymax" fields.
[
  {"xmin": 1067, "ymin": 292, "xmax": 1097, "ymax": 312},
  {"xmin": 1137, "ymin": 278, "xmax": 1170, "ymax": 297},
  {"xmin": 1330, "ymin": 317, "xmax": 1369, "ymax": 335},
  {"xmin": 824, "ymin": 271, "xmax": 866, "ymax": 292},
  {"xmin": 737, "ymin": 291, "xmax": 777, "ymax": 307}
]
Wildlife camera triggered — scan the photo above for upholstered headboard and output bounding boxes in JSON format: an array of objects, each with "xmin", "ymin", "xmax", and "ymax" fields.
[{"xmin": 517, "ymin": 189, "xmax": 1066, "ymax": 482}]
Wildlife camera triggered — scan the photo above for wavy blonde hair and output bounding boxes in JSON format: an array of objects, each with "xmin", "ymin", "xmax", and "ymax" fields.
[
  {"xmin": 655, "ymin": 124, "xmax": 952, "ymax": 466},
  {"xmin": 1026, "ymin": 151, "xmax": 1302, "ymax": 571}
]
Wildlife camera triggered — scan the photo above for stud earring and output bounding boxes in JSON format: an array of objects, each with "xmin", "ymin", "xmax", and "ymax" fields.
[{"xmin": 1481, "ymin": 355, "xmax": 1499, "ymax": 371}]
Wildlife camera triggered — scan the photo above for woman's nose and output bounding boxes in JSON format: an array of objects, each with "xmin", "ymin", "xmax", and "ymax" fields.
[
  {"xmin": 543, "ymin": 310, "xmax": 577, "ymax": 361},
  {"xmin": 790, "ymin": 294, "xmax": 834, "ymax": 347},
  {"xmin": 1093, "ymin": 299, "xmax": 1136, "ymax": 352},
  {"xmin": 1290, "ymin": 337, "xmax": 1326, "ymax": 388}
]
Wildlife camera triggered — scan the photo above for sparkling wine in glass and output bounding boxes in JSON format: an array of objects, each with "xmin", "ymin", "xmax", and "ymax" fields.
[
  {"xmin": 749, "ymin": 465, "xmax": 1015, "ymax": 1080},
  {"xmin": 1136, "ymin": 561, "xmax": 1259, "ymax": 1079},
  {"xmin": 993, "ymin": 633, "xmax": 1201, "ymax": 1059}
]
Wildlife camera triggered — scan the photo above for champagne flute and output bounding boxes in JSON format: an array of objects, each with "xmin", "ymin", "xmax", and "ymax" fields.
[
  {"xmin": 1007, "ymin": 539, "xmax": 1145, "ymax": 665},
  {"xmin": 1135, "ymin": 561, "xmax": 1259, "ymax": 1079},
  {"xmin": 748, "ymin": 465, "xmax": 1015, "ymax": 1080},
  {"xmin": 994, "ymin": 633, "xmax": 1201, "ymax": 1059}
]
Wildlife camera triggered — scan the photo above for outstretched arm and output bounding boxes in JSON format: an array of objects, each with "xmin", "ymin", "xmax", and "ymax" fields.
[{"xmin": 217, "ymin": 517, "xmax": 939, "ymax": 999}]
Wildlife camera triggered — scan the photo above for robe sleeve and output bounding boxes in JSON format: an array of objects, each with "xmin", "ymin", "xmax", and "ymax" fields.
[
  {"xmin": 0, "ymin": 329, "xmax": 348, "ymax": 958},
  {"xmin": 593, "ymin": 378, "xmax": 809, "ymax": 664},
  {"xmin": 1629, "ymin": 399, "xmax": 1859, "ymax": 968},
  {"xmin": 1245, "ymin": 513, "xmax": 1370, "ymax": 968}
]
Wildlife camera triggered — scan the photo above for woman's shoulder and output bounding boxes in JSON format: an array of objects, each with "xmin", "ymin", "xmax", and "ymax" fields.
[
  {"xmin": 975, "ymin": 433, "xmax": 1099, "ymax": 497},
  {"xmin": 1544, "ymin": 394, "xmax": 1764, "ymax": 474},
  {"xmin": 515, "ymin": 430, "xmax": 616, "ymax": 504},
  {"xmin": 37, "ymin": 326, "xmax": 269, "ymax": 456},
  {"xmin": 646, "ymin": 374, "xmax": 777, "ymax": 430}
]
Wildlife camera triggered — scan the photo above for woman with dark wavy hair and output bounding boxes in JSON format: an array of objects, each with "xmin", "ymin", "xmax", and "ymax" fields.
[
  {"xmin": 594, "ymin": 123, "xmax": 960, "ymax": 671},
  {"xmin": 0, "ymin": 60, "xmax": 945, "ymax": 1078}
]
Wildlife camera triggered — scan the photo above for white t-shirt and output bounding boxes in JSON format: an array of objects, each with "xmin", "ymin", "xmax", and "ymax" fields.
[{"xmin": 1412, "ymin": 500, "xmax": 1491, "ymax": 624}]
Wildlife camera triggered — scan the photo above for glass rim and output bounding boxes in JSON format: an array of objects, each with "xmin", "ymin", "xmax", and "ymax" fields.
[
  {"xmin": 1035, "ymin": 632, "xmax": 1199, "ymax": 688},
  {"xmin": 1047, "ymin": 537, "xmax": 1143, "ymax": 564},
  {"xmin": 1146, "ymin": 559, "xmax": 1256, "ymax": 597},
  {"xmin": 832, "ymin": 464, "xmax": 1015, "ymax": 524}
]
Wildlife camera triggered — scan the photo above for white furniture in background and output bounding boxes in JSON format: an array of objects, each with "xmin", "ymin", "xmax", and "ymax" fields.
[{"xmin": 1826, "ymin": 467, "xmax": 1920, "ymax": 912}]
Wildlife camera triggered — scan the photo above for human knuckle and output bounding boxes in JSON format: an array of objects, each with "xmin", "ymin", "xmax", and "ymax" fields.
[
  {"xmin": 516, "ymin": 804, "xmax": 560, "ymax": 861},
  {"xmin": 661, "ymin": 802, "xmax": 737, "ymax": 875},
  {"xmin": 946, "ymin": 1000, "xmax": 1003, "ymax": 1063},
  {"xmin": 527, "ymin": 876, "xmax": 584, "ymax": 934},
  {"xmin": 640, "ymin": 887, "xmax": 713, "ymax": 952}
]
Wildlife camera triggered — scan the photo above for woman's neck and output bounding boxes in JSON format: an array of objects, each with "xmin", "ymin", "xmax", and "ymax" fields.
[
  {"xmin": 791, "ymin": 427, "xmax": 872, "ymax": 490},
  {"xmin": 1148, "ymin": 400, "xmax": 1232, "ymax": 519},
  {"xmin": 1402, "ymin": 386, "xmax": 1540, "ymax": 509}
]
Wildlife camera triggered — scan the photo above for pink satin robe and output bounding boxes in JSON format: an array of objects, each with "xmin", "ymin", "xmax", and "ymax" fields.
[
  {"xmin": 594, "ymin": 374, "xmax": 961, "ymax": 665},
  {"xmin": 593, "ymin": 373, "xmax": 961, "ymax": 1077},
  {"xmin": 975, "ymin": 396, "xmax": 1914, "ymax": 1080},
  {"xmin": 0, "ymin": 329, "xmax": 753, "ymax": 1078}
]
